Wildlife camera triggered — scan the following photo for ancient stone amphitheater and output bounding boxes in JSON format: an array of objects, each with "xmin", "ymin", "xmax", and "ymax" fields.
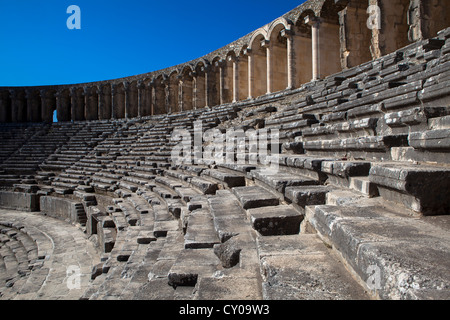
[{"xmin": 0, "ymin": 0, "xmax": 449, "ymax": 301}]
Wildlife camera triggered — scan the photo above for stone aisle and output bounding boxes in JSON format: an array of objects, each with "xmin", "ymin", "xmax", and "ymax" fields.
[{"xmin": 0, "ymin": 209, "xmax": 101, "ymax": 300}]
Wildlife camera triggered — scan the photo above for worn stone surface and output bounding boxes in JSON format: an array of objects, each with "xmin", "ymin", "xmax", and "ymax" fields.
[
  {"xmin": 1, "ymin": 7, "xmax": 450, "ymax": 302},
  {"xmin": 232, "ymin": 186, "xmax": 279, "ymax": 210},
  {"xmin": 247, "ymin": 205, "xmax": 303, "ymax": 236}
]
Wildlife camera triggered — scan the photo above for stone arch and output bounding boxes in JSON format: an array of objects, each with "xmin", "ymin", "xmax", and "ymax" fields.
[
  {"xmin": 141, "ymin": 78, "xmax": 152, "ymax": 117},
  {"xmin": 293, "ymin": 9, "xmax": 314, "ymax": 86},
  {"xmin": 84, "ymin": 86, "xmax": 98, "ymax": 121},
  {"xmin": 223, "ymin": 51, "xmax": 235, "ymax": 104},
  {"xmin": 127, "ymin": 81, "xmax": 138, "ymax": 118},
  {"xmin": 318, "ymin": 0, "xmax": 342, "ymax": 78},
  {"xmin": 209, "ymin": 57, "xmax": 221, "ymax": 107},
  {"xmin": 9, "ymin": 89, "xmax": 27, "ymax": 122},
  {"xmin": 180, "ymin": 65, "xmax": 194, "ymax": 111},
  {"xmin": 248, "ymin": 31, "xmax": 268, "ymax": 98},
  {"xmin": 0, "ymin": 90, "xmax": 12, "ymax": 123},
  {"xmin": 25, "ymin": 89, "xmax": 42, "ymax": 122},
  {"xmin": 168, "ymin": 71, "xmax": 179, "ymax": 113},
  {"xmin": 70, "ymin": 87, "xmax": 85, "ymax": 121},
  {"xmin": 114, "ymin": 83, "xmax": 125, "ymax": 119},
  {"xmin": 267, "ymin": 18, "xmax": 293, "ymax": 92},
  {"xmin": 98, "ymin": 84, "xmax": 112, "ymax": 120},
  {"xmin": 56, "ymin": 88, "xmax": 71, "ymax": 122},
  {"xmin": 153, "ymin": 75, "xmax": 167, "ymax": 115},
  {"xmin": 193, "ymin": 60, "xmax": 208, "ymax": 109},
  {"xmin": 237, "ymin": 47, "xmax": 249, "ymax": 101}
]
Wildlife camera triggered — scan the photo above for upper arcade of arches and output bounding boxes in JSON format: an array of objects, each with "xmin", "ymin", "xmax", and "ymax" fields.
[{"xmin": 0, "ymin": 0, "xmax": 448, "ymax": 123}]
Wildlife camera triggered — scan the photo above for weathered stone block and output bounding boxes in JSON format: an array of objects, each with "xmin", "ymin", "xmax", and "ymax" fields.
[
  {"xmin": 369, "ymin": 164, "xmax": 450, "ymax": 215},
  {"xmin": 232, "ymin": 186, "xmax": 279, "ymax": 210},
  {"xmin": 0, "ymin": 191, "xmax": 39, "ymax": 211},
  {"xmin": 247, "ymin": 205, "xmax": 303, "ymax": 236}
]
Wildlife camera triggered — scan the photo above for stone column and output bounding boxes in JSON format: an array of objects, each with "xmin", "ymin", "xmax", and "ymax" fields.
[
  {"xmin": 40, "ymin": 89, "xmax": 52, "ymax": 123},
  {"xmin": 164, "ymin": 81, "xmax": 170, "ymax": 114},
  {"xmin": 306, "ymin": 16, "xmax": 321, "ymax": 81},
  {"xmin": 232, "ymin": 56, "xmax": 239, "ymax": 103},
  {"xmin": 55, "ymin": 90, "xmax": 71, "ymax": 122},
  {"xmin": 192, "ymin": 72, "xmax": 198, "ymax": 110},
  {"xmin": 9, "ymin": 90, "xmax": 18, "ymax": 123},
  {"xmin": 204, "ymin": 65, "xmax": 210, "ymax": 108},
  {"xmin": 150, "ymin": 81, "xmax": 156, "ymax": 116},
  {"xmin": 83, "ymin": 87, "xmax": 90, "ymax": 121},
  {"xmin": 123, "ymin": 81, "xmax": 130, "ymax": 119},
  {"xmin": 110, "ymin": 84, "xmax": 116, "ymax": 120},
  {"xmin": 54, "ymin": 91, "xmax": 61, "ymax": 122},
  {"xmin": 246, "ymin": 48, "xmax": 253, "ymax": 99},
  {"xmin": 282, "ymin": 29, "xmax": 295, "ymax": 90},
  {"xmin": 217, "ymin": 60, "xmax": 224, "ymax": 105},
  {"xmin": 137, "ymin": 80, "xmax": 144, "ymax": 118},
  {"xmin": 97, "ymin": 85, "xmax": 104, "ymax": 120},
  {"xmin": 0, "ymin": 91, "xmax": 8, "ymax": 123},
  {"xmin": 70, "ymin": 87, "xmax": 77, "ymax": 121},
  {"xmin": 262, "ymin": 40, "xmax": 272, "ymax": 94},
  {"xmin": 25, "ymin": 90, "xmax": 34, "ymax": 122},
  {"xmin": 178, "ymin": 78, "xmax": 184, "ymax": 112}
]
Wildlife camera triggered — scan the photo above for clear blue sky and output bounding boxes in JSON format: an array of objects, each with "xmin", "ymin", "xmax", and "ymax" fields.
[{"xmin": 0, "ymin": 0, "xmax": 305, "ymax": 87}]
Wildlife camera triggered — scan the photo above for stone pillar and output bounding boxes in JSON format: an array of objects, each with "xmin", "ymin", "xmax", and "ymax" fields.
[
  {"xmin": 111, "ymin": 84, "xmax": 116, "ymax": 120},
  {"xmin": 83, "ymin": 87, "xmax": 90, "ymax": 121},
  {"xmin": 150, "ymin": 82, "xmax": 156, "ymax": 116},
  {"xmin": 0, "ymin": 91, "xmax": 8, "ymax": 123},
  {"xmin": 262, "ymin": 40, "xmax": 272, "ymax": 94},
  {"xmin": 9, "ymin": 90, "xmax": 18, "ymax": 123},
  {"xmin": 282, "ymin": 29, "xmax": 295, "ymax": 90},
  {"xmin": 55, "ymin": 90, "xmax": 70, "ymax": 122},
  {"xmin": 192, "ymin": 72, "xmax": 198, "ymax": 110},
  {"xmin": 123, "ymin": 81, "xmax": 130, "ymax": 119},
  {"xmin": 137, "ymin": 80, "xmax": 144, "ymax": 118},
  {"xmin": 217, "ymin": 60, "xmax": 224, "ymax": 105},
  {"xmin": 306, "ymin": 16, "xmax": 321, "ymax": 81},
  {"xmin": 178, "ymin": 78, "xmax": 184, "ymax": 112},
  {"xmin": 164, "ymin": 81, "xmax": 170, "ymax": 114},
  {"xmin": 204, "ymin": 65, "xmax": 210, "ymax": 108},
  {"xmin": 40, "ymin": 89, "xmax": 52, "ymax": 123},
  {"xmin": 26, "ymin": 90, "xmax": 41, "ymax": 122},
  {"xmin": 246, "ymin": 49, "xmax": 253, "ymax": 99},
  {"xmin": 70, "ymin": 87, "xmax": 77, "ymax": 121},
  {"xmin": 232, "ymin": 56, "xmax": 239, "ymax": 103},
  {"xmin": 25, "ymin": 90, "xmax": 34, "ymax": 122},
  {"xmin": 97, "ymin": 85, "xmax": 104, "ymax": 120},
  {"xmin": 54, "ymin": 91, "xmax": 61, "ymax": 122}
]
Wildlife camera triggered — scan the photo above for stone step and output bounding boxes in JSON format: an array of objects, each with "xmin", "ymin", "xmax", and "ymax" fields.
[
  {"xmin": 201, "ymin": 169, "xmax": 246, "ymax": 188},
  {"xmin": 369, "ymin": 163, "xmax": 450, "ymax": 215},
  {"xmin": 208, "ymin": 190, "xmax": 249, "ymax": 242},
  {"xmin": 256, "ymin": 234, "xmax": 369, "ymax": 300},
  {"xmin": 306, "ymin": 202, "xmax": 450, "ymax": 300},
  {"xmin": 167, "ymin": 248, "xmax": 221, "ymax": 288},
  {"xmin": 247, "ymin": 205, "xmax": 303, "ymax": 236},
  {"xmin": 285, "ymin": 185, "xmax": 333, "ymax": 211},
  {"xmin": 251, "ymin": 169, "xmax": 320, "ymax": 195},
  {"xmin": 188, "ymin": 177, "xmax": 218, "ymax": 195},
  {"xmin": 184, "ymin": 209, "xmax": 220, "ymax": 249},
  {"xmin": 232, "ymin": 186, "xmax": 279, "ymax": 210}
]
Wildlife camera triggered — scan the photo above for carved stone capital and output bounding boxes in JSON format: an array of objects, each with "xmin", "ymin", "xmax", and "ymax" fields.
[{"xmin": 305, "ymin": 15, "xmax": 321, "ymax": 28}]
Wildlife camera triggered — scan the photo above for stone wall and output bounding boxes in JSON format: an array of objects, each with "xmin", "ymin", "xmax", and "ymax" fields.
[
  {"xmin": 39, "ymin": 196, "xmax": 86, "ymax": 224},
  {"xmin": 0, "ymin": 191, "xmax": 39, "ymax": 212}
]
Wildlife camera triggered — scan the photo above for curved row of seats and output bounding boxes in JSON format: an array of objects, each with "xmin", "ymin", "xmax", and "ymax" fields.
[{"xmin": 0, "ymin": 29, "xmax": 449, "ymax": 300}]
